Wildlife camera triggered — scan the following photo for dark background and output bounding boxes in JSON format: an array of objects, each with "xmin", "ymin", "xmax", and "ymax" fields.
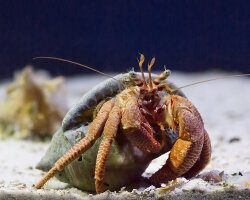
[{"xmin": 0, "ymin": 0, "xmax": 249, "ymax": 79}]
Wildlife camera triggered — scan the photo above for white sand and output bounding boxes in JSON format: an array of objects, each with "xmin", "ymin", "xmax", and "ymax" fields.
[{"xmin": 0, "ymin": 72, "xmax": 249, "ymax": 199}]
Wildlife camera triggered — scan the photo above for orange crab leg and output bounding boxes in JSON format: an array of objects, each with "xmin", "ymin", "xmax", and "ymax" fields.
[
  {"xmin": 183, "ymin": 130, "xmax": 211, "ymax": 179},
  {"xmin": 35, "ymin": 100, "xmax": 114, "ymax": 189},
  {"xmin": 150, "ymin": 95, "xmax": 205, "ymax": 183},
  {"xmin": 95, "ymin": 104, "xmax": 121, "ymax": 193}
]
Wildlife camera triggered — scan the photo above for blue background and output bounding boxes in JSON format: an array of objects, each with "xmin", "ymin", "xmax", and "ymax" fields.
[{"xmin": 0, "ymin": 0, "xmax": 249, "ymax": 78}]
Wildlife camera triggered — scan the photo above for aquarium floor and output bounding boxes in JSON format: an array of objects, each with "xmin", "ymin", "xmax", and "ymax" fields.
[{"xmin": 0, "ymin": 72, "xmax": 249, "ymax": 199}]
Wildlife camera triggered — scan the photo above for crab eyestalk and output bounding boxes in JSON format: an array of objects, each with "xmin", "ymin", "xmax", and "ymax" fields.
[
  {"xmin": 150, "ymin": 68, "xmax": 175, "ymax": 93},
  {"xmin": 161, "ymin": 68, "xmax": 171, "ymax": 83},
  {"xmin": 153, "ymin": 68, "xmax": 171, "ymax": 85}
]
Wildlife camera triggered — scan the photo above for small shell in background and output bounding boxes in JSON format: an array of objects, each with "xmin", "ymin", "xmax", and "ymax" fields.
[{"xmin": 0, "ymin": 67, "xmax": 67, "ymax": 139}]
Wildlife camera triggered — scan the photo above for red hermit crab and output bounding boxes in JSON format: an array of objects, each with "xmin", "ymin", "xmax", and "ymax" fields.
[{"xmin": 35, "ymin": 54, "xmax": 211, "ymax": 193}]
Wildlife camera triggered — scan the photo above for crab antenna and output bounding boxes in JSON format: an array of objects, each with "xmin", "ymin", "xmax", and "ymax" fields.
[
  {"xmin": 32, "ymin": 57, "xmax": 121, "ymax": 84},
  {"xmin": 148, "ymin": 57, "xmax": 155, "ymax": 90},
  {"xmin": 171, "ymin": 73, "xmax": 250, "ymax": 92},
  {"xmin": 138, "ymin": 53, "xmax": 146, "ymax": 87}
]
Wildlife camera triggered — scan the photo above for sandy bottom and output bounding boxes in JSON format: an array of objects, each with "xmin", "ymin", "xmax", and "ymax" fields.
[{"xmin": 0, "ymin": 72, "xmax": 249, "ymax": 199}]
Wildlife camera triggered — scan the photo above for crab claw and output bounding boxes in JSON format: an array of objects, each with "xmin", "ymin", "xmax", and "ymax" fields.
[{"xmin": 150, "ymin": 95, "xmax": 207, "ymax": 183}]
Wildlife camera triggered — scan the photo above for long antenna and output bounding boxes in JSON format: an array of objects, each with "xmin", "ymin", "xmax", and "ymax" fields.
[
  {"xmin": 33, "ymin": 56, "xmax": 120, "ymax": 83},
  {"xmin": 138, "ymin": 53, "xmax": 146, "ymax": 87},
  {"xmin": 171, "ymin": 73, "xmax": 250, "ymax": 92},
  {"xmin": 148, "ymin": 57, "xmax": 155, "ymax": 90}
]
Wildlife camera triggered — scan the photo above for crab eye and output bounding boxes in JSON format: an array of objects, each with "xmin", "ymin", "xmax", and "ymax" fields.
[{"xmin": 165, "ymin": 69, "xmax": 171, "ymax": 77}]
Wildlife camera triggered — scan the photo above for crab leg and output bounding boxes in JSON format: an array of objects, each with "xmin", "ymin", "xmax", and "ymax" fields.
[
  {"xmin": 35, "ymin": 100, "xmax": 114, "ymax": 189},
  {"xmin": 121, "ymin": 97, "xmax": 163, "ymax": 153},
  {"xmin": 150, "ymin": 95, "xmax": 205, "ymax": 183},
  {"xmin": 95, "ymin": 104, "xmax": 121, "ymax": 193},
  {"xmin": 183, "ymin": 130, "xmax": 211, "ymax": 179}
]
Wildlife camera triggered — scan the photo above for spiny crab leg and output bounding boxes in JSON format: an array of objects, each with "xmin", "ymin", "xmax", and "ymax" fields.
[
  {"xmin": 150, "ymin": 95, "xmax": 205, "ymax": 183},
  {"xmin": 121, "ymin": 97, "xmax": 163, "ymax": 153},
  {"xmin": 95, "ymin": 105, "xmax": 121, "ymax": 193},
  {"xmin": 35, "ymin": 100, "xmax": 114, "ymax": 189},
  {"xmin": 183, "ymin": 130, "xmax": 211, "ymax": 179}
]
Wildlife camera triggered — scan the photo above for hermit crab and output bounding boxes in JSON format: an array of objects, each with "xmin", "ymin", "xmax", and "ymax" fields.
[{"xmin": 35, "ymin": 54, "xmax": 212, "ymax": 193}]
